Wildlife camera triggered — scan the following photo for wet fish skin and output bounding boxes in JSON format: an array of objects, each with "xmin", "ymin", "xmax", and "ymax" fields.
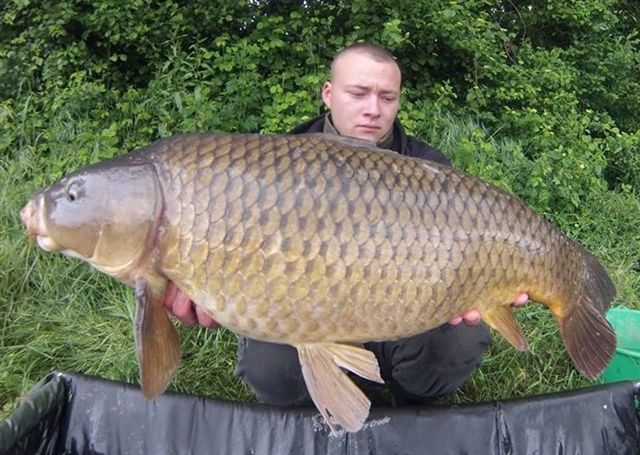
[
  {"xmin": 150, "ymin": 134, "xmax": 613, "ymax": 347},
  {"xmin": 21, "ymin": 132, "xmax": 616, "ymax": 433}
]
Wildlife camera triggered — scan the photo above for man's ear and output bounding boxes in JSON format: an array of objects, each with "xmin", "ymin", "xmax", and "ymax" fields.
[{"xmin": 321, "ymin": 81, "xmax": 332, "ymax": 109}]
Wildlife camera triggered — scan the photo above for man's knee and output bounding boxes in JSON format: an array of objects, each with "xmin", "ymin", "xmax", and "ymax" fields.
[
  {"xmin": 235, "ymin": 337, "xmax": 311, "ymax": 407},
  {"xmin": 236, "ymin": 324, "xmax": 490, "ymax": 407},
  {"xmin": 381, "ymin": 323, "xmax": 491, "ymax": 400}
]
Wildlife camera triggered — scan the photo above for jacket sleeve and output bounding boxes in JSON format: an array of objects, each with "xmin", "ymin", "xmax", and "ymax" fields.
[
  {"xmin": 289, "ymin": 114, "xmax": 326, "ymax": 134},
  {"xmin": 405, "ymin": 137, "xmax": 452, "ymax": 167}
]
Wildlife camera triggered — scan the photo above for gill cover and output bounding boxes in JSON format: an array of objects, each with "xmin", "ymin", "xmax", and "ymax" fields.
[{"xmin": 37, "ymin": 155, "xmax": 162, "ymax": 282}]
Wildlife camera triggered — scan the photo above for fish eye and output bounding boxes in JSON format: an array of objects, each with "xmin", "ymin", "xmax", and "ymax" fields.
[{"xmin": 65, "ymin": 181, "xmax": 81, "ymax": 202}]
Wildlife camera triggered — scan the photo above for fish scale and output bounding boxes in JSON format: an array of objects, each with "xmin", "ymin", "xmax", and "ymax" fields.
[
  {"xmin": 22, "ymin": 132, "xmax": 616, "ymax": 433},
  {"xmin": 143, "ymin": 134, "xmax": 567, "ymax": 341}
]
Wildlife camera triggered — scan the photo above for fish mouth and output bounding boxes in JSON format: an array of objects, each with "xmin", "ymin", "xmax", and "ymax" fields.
[
  {"xmin": 36, "ymin": 235, "xmax": 62, "ymax": 252},
  {"xmin": 20, "ymin": 198, "xmax": 62, "ymax": 252},
  {"xmin": 20, "ymin": 200, "xmax": 38, "ymax": 241}
]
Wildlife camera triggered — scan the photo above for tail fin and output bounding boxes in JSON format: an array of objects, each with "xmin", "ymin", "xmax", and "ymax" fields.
[
  {"xmin": 557, "ymin": 250, "xmax": 617, "ymax": 380},
  {"xmin": 559, "ymin": 302, "xmax": 616, "ymax": 380},
  {"xmin": 580, "ymin": 251, "xmax": 617, "ymax": 315}
]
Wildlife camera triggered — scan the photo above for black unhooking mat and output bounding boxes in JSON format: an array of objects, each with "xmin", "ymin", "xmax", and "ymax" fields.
[{"xmin": 0, "ymin": 372, "xmax": 638, "ymax": 454}]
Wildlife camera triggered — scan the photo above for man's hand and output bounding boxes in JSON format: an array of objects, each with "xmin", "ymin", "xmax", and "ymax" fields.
[
  {"xmin": 164, "ymin": 282, "xmax": 219, "ymax": 330},
  {"xmin": 447, "ymin": 293, "xmax": 529, "ymax": 326}
]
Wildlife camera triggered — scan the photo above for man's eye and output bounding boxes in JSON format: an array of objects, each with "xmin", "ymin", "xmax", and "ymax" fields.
[{"xmin": 349, "ymin": 92, "xmax": 365, "ymax": 98}]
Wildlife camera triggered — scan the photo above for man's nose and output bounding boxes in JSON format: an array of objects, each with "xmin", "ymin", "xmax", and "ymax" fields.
[{"xmin": 364, "ymin": 95, "xmax": 380, "ymax": 116}]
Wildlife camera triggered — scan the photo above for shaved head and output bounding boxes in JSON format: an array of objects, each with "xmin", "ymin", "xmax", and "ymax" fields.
[
  {"xmin": 330, "ymin": 42, "xmax": 401, "ymax": 82},
  {"xmin": 322, "ymin": 42, "xmax": 402, "ymax": 143}
]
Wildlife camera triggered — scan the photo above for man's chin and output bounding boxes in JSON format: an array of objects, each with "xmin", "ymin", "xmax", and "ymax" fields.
[{"xmin": 350, "ymin": 129, "xmax": 382, "ymax": 143}]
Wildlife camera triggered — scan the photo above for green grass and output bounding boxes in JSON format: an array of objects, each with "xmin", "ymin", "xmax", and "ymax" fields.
[{"xmin": 1, "ymin": 112, "xmax": 639, "ymax": 421}]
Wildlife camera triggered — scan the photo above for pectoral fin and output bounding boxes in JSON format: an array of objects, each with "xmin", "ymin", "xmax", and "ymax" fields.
[
  {"xmin": 295, "ymin": 342, "xmax": 383, "ymax": 434},
  {"xmin": 484, "ymin": 305, "xmax": 529, "ymax": 351},
  {"xmin": 134, "ymin": 277, "xmax": 181, "ymax": 399}
]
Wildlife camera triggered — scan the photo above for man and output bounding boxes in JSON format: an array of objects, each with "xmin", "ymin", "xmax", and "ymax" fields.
[{"xmin": 166, "ymin": 42, "xmax": 528, "ymax": 407}]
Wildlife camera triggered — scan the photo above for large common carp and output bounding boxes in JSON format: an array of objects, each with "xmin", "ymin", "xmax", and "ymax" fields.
[{"xmin": 21, "ymin": 133, "xmax": 616, "ymax": 433}]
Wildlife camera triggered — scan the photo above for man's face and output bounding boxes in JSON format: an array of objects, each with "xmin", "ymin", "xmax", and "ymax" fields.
[{"xmin": 322, "ymin": 52, "xmax": 401, "ymax": 143}]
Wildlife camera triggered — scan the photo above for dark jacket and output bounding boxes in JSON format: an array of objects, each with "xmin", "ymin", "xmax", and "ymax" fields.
[{"xmin": 290, "ymin": 114, "xmax": 451, "ymax": 167}]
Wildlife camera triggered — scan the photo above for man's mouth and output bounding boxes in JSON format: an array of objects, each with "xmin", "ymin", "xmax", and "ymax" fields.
[{"xmin": 357, "ymin": 125, "xmax": 381, "ymax": 132}]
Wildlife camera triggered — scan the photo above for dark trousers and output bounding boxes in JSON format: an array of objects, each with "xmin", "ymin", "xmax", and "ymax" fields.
[{"xmin": 235, "ymin": 322, "xmax": 491, "ymax": 407}]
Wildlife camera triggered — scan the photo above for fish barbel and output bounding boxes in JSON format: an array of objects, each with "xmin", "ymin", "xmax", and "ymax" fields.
[{"xmin": 20, "ymin": 133, "xmax": 616, "ymax": 433}]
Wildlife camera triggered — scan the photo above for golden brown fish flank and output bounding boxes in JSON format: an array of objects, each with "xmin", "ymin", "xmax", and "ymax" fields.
[
  {"xmin": 22, "ymin": 132, "xmax": 616, "ymax": 433},
  {"xmin": 148, "ymin": 135, "xmax": 552, "ymax": 340}
]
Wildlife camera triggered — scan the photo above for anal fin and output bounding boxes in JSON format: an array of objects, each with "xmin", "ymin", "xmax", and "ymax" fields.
[
  {"xmin": 484, "ymin": 305, "xmax": 529, "ymax": 351},
  {"xmin": 135, "ymin": 277, "xmax": 181, "ymax": 399},
  {"xmin": 295, "ymin": 342, "xmax": 383, "ymax": 434}
]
